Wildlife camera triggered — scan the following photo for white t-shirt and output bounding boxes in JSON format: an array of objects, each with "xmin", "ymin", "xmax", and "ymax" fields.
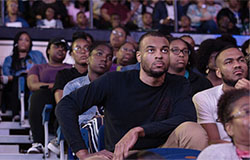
[
  {"xmin": 192, "ymin": 84, "xmax": 230, "ymax": 141},
  {"xmin": 197, "ymin": 143, "xmax": 239, "ymax": 160}
]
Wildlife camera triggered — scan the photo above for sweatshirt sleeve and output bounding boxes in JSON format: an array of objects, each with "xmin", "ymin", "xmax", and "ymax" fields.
[
  {"xmin": 55, "ymin": 73, "xmax": 109, "ymax": 153},
  {"xmin": 141, "ymin": 79, "xmax": 197, "ymax": 138}
]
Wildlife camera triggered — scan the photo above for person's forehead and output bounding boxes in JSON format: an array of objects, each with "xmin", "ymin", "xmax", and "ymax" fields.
[
  {"xmin": 73, "ymin": 39, "xmax": 88, "ymax": 45},
  {"xmin": 170, "ymin": 39, "xmax": 186, "ymax": 47},
  {"xmin": 220, "ymin": 48, "xmax": 243, "ymax": 59},
  {"xmin": 232, "ymin": 96, "xmax": 250, "ymax": 112},
  {"xmin": 142, "ymin": 36, "xmax": 169, "ymax": 47},
  {"xmin": 114, "ymin": 28, "xmax": 125, "ymax": 34}
]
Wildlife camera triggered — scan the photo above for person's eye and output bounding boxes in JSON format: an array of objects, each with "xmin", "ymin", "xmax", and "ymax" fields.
[
  {"xmin": 97, "ymin": 51, "xmax": 103, "ymax": 56},
  {"xmin": 147, "ymin": 49, "xmax": 154, "ymax": 53},
  {"xmin": 239, "ymin": 58, "xmax": 246, "ymax": 63},
  {"xmin": 183, "ymin": 49, "xmax": 190, "ymax": 55},
  {"xmin": 225, "ymin": 61, "xmax": 232, "ymax": 64},
  {"xmin": 107, "ymin": 56, "xmax": 113, "ymax": 61},
  {"xmin": 161, "ymin": 48, "xmax": 169, "ymax": 53}
]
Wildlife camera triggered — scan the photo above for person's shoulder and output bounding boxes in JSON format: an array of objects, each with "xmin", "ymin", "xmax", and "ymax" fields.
[
  {"xmin": 68, "ymin": 75, "xmax": 88, "ymax": 86},
  {"xmin": 193, "ymin": 84, "xmax": 223, "ymax": 99},
  {"xmin": 29, "ymin": 50, "xmax": 43, "ymax": 56},
  {"xmin": 166, "ymin": 72, "xmax": 188, "ymax": 85}
]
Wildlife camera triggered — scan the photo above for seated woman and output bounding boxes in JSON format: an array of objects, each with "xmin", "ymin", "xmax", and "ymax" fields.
[
  {"xmin": 27, "ymin": 38, "xmax": 71, "ymax": 153},
  {"xmin": 1, "ymin": 31, "xmax": 46, "ymax": 120},
  {"xmin": 198, "ymin": 89, "xmax": 250, "ymax": 160},
  {"xmin": 110, "ymin": 42, "xmax": 137, "ymax": 71}
]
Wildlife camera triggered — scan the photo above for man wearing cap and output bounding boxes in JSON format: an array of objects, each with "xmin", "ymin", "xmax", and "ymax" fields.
[
  {"xmin": 27, "ymin": 37, "xmax": 72, "ymax": 153},
  {"xmin": 193, "ymin": 45, "xmax": 249, "ymax": 146}
]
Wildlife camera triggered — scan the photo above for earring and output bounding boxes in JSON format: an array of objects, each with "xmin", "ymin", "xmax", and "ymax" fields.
[{"xmin": 205, "ymin": 66, "xmax": 209, "ymax": 74}]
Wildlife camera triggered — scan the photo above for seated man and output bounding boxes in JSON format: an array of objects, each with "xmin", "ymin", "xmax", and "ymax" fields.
[
  {"xmin": 198, "ymin": 88, "xmax": 250, "ymax": 160},
  {"xmin": 193, "ymin": 45, "xmax": 249, "ymax": 145},
  {"xmin": 56, "ymin": 32, "xmax": 203, "ymax": 160}
]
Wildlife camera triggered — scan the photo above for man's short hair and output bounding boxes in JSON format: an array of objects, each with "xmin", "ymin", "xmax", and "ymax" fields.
[
  {"xmin": 215, "ymin": 45, "xmax": 239, "ymax": 65},
  {"xmin": 138, "ymin": 31, "xmax": 168, "ymax": 51}
]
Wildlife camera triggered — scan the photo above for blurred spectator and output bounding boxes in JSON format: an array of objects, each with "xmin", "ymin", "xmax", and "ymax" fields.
[
  {"xmin": 127, "ymin": 0, "xmax": 143, "ymax": 29},
  {"xmin": 22, "ymin": 0, "xmax": 37, "ymax": 27},
  {"xmin": 216, "ymin": 8, "xmax": 240, "ymax": 35},
  {"xmin": 4, "ymin": 0, "xmax": 29, "ymax": 28},
  {"xmin": 179, "ymin": 15, "xmax": 196, "ymax": 33},
  {"xmin": 187, "ymin": 0, "xmax": 218, "ymax": 33},
  {"xmin": 177, "ymin": 0, "xmax": 191, "ymax": 21},
  {"xmin": 1, "ymin": 31, "xmax": 46, "ymax": 120},
  {"xmin": 100, "ymin": 0, "xmax": 131, "ymax": 29},
  {"xmin": 110, "ymin": 42, "xmax": 137, "ymax": 71},
  {"xmin": 31, "ymin": 0, "xmax": 68, "ymax": 28},
  {"xmin": 73, "ymin": 11, "xmax": 89, "ymax": 30},
  {"xmin": 240, "ymin": 0, "xmax": 250, "ymax": 35},
  {"xmin": 140, "ymin": 12, "xmax": 153, "ymax": 31},
  {"xmin": 109, "ymin": 26, "xmax": 129, "ymax": 57},
  {"xmin": 206, "ymin": 0, "xmax": 222, "ymax": 22},
  {"xmin": 110, "ymin": 13, "xmax": 121, "ymax": 29},
  {"xmin": 63, "ymin": 0, "xmax": 89, "ymax": 26},
  {"xmin": 153, "ymin": 0, "xmax": 174, "ymax": 30},
  {"xmin": 36, "ymin": 6, "xmax": 63, "ymax": 29},
  {"xmin": 180, "ymin": 35, "xmax": 195, "ymax": 49},
  {"xmin": 226, "ymin": 0, "xmax": 242, "ymax": 29},
  {"xmin": 141, "ymin": 0, "xmax": 158, "ymax": 14},
  {"xmin": 241, "ymin": 39, "xmax": 250, "ymax": 66}
]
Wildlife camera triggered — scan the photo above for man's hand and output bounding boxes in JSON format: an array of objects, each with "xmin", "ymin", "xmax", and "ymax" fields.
[
  {"xmin": 77, "ymin": 149, "xmax": 113, "ymax": 160},
  {"xmin": 235, "ymin": 78, "xmax": 250, "ymax": 90},
  {"xmin": 113, "ymin": 127, "xmax": 145, "ymax": 160}
]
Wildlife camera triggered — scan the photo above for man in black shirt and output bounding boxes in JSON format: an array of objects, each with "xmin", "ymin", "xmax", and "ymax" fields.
[{"xmin": 56, "ymin": 32, "xmax": 197, "ymax": 160}]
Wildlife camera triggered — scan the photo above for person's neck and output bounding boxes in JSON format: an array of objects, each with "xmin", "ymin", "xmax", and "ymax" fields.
[
  {"xmin": 78, "ymin": 23, "xmax": 87, "ymax": 29},
  {"xmin": 88, "ymin": 69, "xmax": 101, "ymax": 82},
  {"xmin": 182, "ymin": 26, "xmax": 191, "ymax": 31},
  {"xmin": 139, "ymin": 69, "xmax": 165, "ymax": 87},
  {"xmin": 235, "ymin": 142, "xmax": 250, "ymax": 152},
  {"xmin": 206, "ymin": 70, "xmax": 222, "ymax": 86},
  {"xmin": 143, "ymin": 24, "xmax": 152, "ymax": 29},
  {"xmin": 9, "ymin": 14, "xmax": 17, "ymax": 22},
  {"xmin": 113, "ymin": 48, "xmax": 119, "ymax": 57},
  {"xmin": 74, "ymin": 63, "xmax": 88, "ymax": 74},
  {"xmin": 222, "ymin": 83, "xmax": 235, "ymax": 92},
  {"xmin": 168, "ymin": 67, "xmax": 185, "ymax": 76},
  {"xmin": 19, "ymin": 51, "xmax": 28, "ymax": 58},
  {"xmin": 49, "ymin": 60, "xmax": 63, "ymax": 66}
]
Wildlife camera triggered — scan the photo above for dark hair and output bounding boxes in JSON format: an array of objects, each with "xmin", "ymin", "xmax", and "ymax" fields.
[
  {"xmin": 76, "ymin": 11, "xmax": 85, "ymax": 17},
  {"xmin": 214, "ymin": 45, "xmax": 238, "ymax": 64},
  {"xmin": 11, "ymin": 31, "xmax": 32, "ymax": 71},
  {"xmin": 138, "ymin": 31, "xmax": 168, "ymax": 51},
  {"xmin": 85, "ymin": 32, "xmax": 94, "ymax": 44},
  {"xmin": 43, "ymin": 6, "xmax": 56, "ymax": 19},
  {"xmin": 216, "ymin": 34, "xmax": 237, "ymax": 46},
  {"xmin": 112, "ymin": 26, "xmax": 130, "ymax": 37},
  {"xmin": 217, "ymin": 89, "xmax": 249, "ymax": 126},
  {"xmin": 241, "ymin": 39, "xmax": 250, "ymax": 56},
  {"xmin": 197, "ymin": 39, "xmax": 231, "ymax": 75},
  {"xmin": 169, "ymin": 37, "xmax": 195, "ymax": 69},
  {"xmin": 89, "ymin": 42, "xmax": 113, "ymax": 57},
  {"xmin": 125, "ymin": 151, "xmax": 164, "ymax": 160},
  {"xmin": 180, "ymin": 35, "xmax": 195, "ymax": 47}
]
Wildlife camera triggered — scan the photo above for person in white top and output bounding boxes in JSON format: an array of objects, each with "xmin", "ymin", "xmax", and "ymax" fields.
[{"xmin": 193, "ymin": 45, "xmax": 249, "ymax": 145}]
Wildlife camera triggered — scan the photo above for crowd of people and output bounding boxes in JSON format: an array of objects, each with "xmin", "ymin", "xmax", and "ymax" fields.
[
  {"xmin": 2, "ymin": 0, "xmax": 250, "ymax": 35},
  {"xmin": 0, "ymin": 26, "xmax": 249, "ymax": 159}
]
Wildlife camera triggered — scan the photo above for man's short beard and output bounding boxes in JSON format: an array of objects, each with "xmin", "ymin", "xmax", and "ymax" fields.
[
  {"xmin": 222, "ymin": 73, "xmax": 238, "ymax": 87},
  {"xmin": 142, "ymin": 63, "xmax": 166, "ymax": 78}
]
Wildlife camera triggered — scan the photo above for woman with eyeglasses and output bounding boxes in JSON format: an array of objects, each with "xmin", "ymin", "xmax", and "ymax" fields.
[
  {"xmin": 167, "ymin": 38, "xmax": 212, "ymax": 96},
  {"xmin": 110, "ymin": 42, "xmax": 137, "ymax": 72},
  {"xmin": 198, "ymin": 88, "xmax": 250, "ymax": 160}
]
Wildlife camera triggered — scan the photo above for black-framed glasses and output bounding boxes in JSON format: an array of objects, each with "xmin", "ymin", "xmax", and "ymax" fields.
[
  {"xmin": 170, "ymin": 48, "xmax": 190, "ymax": 55},
  {"xmin": 228, "ymin": 108, "xmax": 250, "ymax": 121},
  {"xmin": 73, "ymin": 46, "xmax": 89, "ymax": 54},
  {"xmin": 121, "ymin": 47, "xmax": 136, "ymax": 54}
]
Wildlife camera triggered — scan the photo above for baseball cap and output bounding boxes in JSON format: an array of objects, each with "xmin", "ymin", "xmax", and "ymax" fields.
[{"xmin": 46, "ymin": 37, "xmax": 69, "ymax": 52}]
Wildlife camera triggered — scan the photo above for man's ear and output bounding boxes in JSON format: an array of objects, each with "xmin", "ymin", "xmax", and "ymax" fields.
[
  {"xmin": 136, "ymin": 51, "xmax": 142, "ymax": 63},
  {"xmin": 225, "ymin": 122, "xmax": 234, "ymax": 137},
  {"xmin": 216, "ymin": 67, "xmax": 222, "ymax": 79}
]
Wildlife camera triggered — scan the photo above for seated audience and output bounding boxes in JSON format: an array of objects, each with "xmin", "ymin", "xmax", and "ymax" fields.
[
  {"xmin": 178, "ymin": 15, "xmax": 196, "ymax": 33},
  {"xmin": 216, "ymin": 8, "xmax": 240, "ymax": 35},
  {"xmin": 109, "ymin": 26, "xmax": 129, "ymax": 57},
  {"xmin": 72, "ymin": 11, "xmax": 89, "ymax": 30},
  {"xmin": 193, "ymin": 45, "xmax": 249, "ymax": 146},
  {"xmin": 153, "ymin": 0, "xmax": 174, "ymax": 30},
  {"xmin": 167, "ymin": 38, "xmax": 212, "ymax": 96},
  {"xmin": 187, "ymin": 0, "xmax": 217, "ymax": 33},
  {"xmin": 177, "ymin": 0, "xmax": 191, "ymax": 21},
  {"xmin": 1, "ymin": 31, "xmax": 46, "ymax": 120},
  {"xmin": 140, "ymin": 12, "xmax": 153, "ymax": 31},
  {"xmin": 241, "ymin": 39, "xmax": 250, "ymax": 66},
  {"xmin": 56, "ymin": 32, "xmax": 206, "ymax": 160},
  {"xmin": 110, "ymin": 13, "xmax": 121, "ymax": 29},
  {"xmin": 197, "ymin": 39, "xmax": 224, "ymax": 86},
  {"xmin": 100, "ymin": 0, "xmax": 131, "ymax": 29},
  {"xmin": 36, "ymin": 6, "xmax": 64, "ymax": 29},
  {"xmin": 110, "ymin": 42, "xmax": 137, "ymax": 71},
  {"xmin": 198, "ymin": 88, "xmax": 250, "ymax": 160},
  {"xmin": 48, "ymin": 42, "xmax": 113, "ymax": 155},
  {"xmin": 4, "ymin": 0, "xmax": 29, "ymax": 28},
  {"xmin": 27, "ymin": 38, "xmax": 71, "ymax": 153}
]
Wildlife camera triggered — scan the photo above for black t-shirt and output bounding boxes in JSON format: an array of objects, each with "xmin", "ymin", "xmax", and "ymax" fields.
[
  {"xmin": 52, "ymin": 67, "xmax": 87, "ymax": 93},
  {"xmin": 56, "ymin": 70, "xmax": 196, "ymax": 153}
]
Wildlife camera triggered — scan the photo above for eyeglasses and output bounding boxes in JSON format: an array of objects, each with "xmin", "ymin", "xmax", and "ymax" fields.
[
  {"xmin": 228, "ymin": 108, "xmax": 250, "ymax": 122},
  {"xmin": 121, "ymin": 47, "xmax": 136, "ymax": 54},
  {"xmin": 170, "ymin": 48, "xmax": 190, "ymax": 55},
  {"xmin": 112, "ymin": 30, "xmax": 124, "ymax": 37},
  {"xmin": 73, "ymin": 46, "xmax": 89, "ymax": 54}
]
